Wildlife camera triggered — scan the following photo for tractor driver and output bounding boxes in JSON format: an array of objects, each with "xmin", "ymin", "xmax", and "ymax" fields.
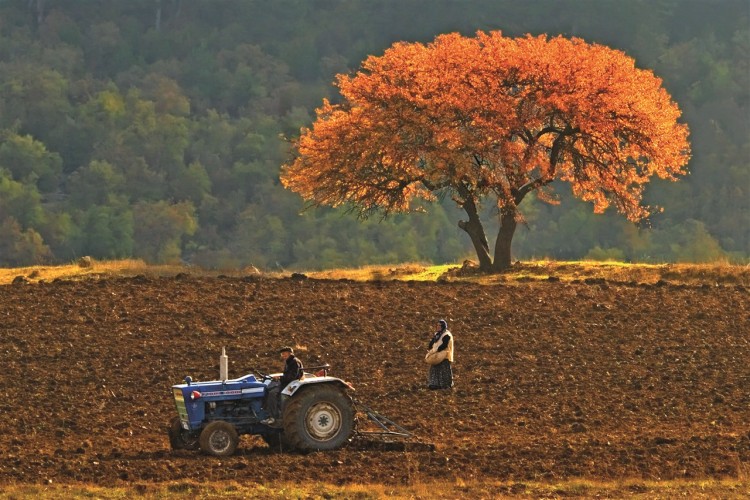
[{"xmin": 261, "ymin": 346, "xmax": 303, "ymax": 426}]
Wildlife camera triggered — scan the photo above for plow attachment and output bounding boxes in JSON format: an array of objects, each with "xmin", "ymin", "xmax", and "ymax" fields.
[{"xmin": 351, "ymin": 399, "xmax": 435, "ymax": 452}]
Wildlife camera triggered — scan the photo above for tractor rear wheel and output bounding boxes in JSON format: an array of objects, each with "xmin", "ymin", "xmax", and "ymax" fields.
[
  {"xmin": 199, "ymin": 421, "xmax": 239, "ymax": 456},
  {"xmin": 168, "ymin": 417, "xmax": 199, "ymax": 451},
  {"xmin": 282, "ymin": 384, "xmax": 354, "ymax": 452}
]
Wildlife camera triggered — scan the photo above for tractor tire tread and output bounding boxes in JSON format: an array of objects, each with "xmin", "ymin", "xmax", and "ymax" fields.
[
  {"xmin": 282, "ymin": 384, "xmax": 354, "ymax": 452},
  {"xmin": 198, "ymin": 420, "xmax": 239, "ymax": 457}
]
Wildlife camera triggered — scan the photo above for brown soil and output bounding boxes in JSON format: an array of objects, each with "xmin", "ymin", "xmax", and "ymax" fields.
[{"xmin": 0, "ymin": 275, "xmax": 748, "ymax": 487}]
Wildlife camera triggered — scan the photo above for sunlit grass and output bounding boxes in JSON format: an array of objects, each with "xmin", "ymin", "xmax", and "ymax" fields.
[
  {"xmin": 0, "ymin": 478, "xmax": 747, "ymax": 499},
  {"xmin": 307, "ymin": 263, "xmax": 456, "ymax": 282},
  {"xmin": 0, "ymin": 258, "xmax": 261, "ymax": 285},
  {"xmin": 306, "ymin": 259, "xmax": 749, "ymax": 286},
  {"xmin": 1, "ymin": 258, "xmax": 747, "ymax": 286},
  {"xmin": 0, "ymin": 258, "xmax": 178, "ymax": 285}
]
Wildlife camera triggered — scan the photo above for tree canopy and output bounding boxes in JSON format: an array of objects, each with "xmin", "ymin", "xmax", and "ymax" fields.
[{"xmin": 281, "ymin": 32, "xmax": 691, "ymax": 271}]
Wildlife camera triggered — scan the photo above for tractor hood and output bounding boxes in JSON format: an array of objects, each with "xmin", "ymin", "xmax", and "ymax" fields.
[{"xmin": 172, "ymin": 373, "xmax": 268, "ymax": 429}]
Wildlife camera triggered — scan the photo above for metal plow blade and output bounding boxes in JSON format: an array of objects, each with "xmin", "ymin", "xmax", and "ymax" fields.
[{"xmin": 351, "ymin": 399, "xmax": 435, "ymax": 452}]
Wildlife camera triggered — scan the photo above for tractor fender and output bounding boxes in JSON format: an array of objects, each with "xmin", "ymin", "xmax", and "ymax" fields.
[{"xmin": 281, "ymin": 376, "xmax": 353, "ymax": 397}]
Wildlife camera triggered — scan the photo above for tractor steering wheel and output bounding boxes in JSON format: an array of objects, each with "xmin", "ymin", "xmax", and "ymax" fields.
[{"xmin": 253, "ymin": 368, "xmax": 273, "ymax": 381}]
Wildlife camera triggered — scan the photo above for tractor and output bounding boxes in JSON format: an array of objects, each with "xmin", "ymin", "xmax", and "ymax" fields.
[{"xmin": 168, "ymin": 348, "xmax": 356, "ymax": 456}]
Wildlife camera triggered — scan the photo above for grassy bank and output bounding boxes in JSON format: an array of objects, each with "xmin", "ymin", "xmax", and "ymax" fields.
[{"xmin": 2, "ymin": 258, "xmax": 748, "ymax": 287}]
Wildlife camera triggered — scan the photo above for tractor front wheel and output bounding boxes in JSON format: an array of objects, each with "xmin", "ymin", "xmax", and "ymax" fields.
[
  {"xmin": 282, "ymin": 384, "xmax": 354, "ymax": 452},
  {"xmin": 168, "ymin": 417, "xmax": 199, "ymax": 451},
  {"xmin": 199, "ymin": 421, "xmax": 239, "ymax": 456}
]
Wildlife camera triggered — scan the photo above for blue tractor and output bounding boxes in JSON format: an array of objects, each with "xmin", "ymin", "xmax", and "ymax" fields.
[{"xmin": 168, "ymin": 349, "xmax": 356, "ymax": 456}]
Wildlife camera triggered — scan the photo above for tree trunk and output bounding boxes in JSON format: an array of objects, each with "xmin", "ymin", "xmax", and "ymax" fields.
[
  {"xmin": 28, "ymin": 0, "xmax": 44, "ymax": 27},
  {"xmin": 457, "ymin": 194, "xmax": 493, "ymax": 272},
  {"xmin": 492, "ymin": 209, "xmax": 517, "ymax": 271},
  {"xmin": 155, "ymin": 0, "xmax": 162, "ymax": 31}
]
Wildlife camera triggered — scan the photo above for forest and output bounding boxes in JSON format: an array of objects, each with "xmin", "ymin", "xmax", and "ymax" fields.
[{"xmin": 0, "ymin": 0, "xmax": 747, "ymax": 269}]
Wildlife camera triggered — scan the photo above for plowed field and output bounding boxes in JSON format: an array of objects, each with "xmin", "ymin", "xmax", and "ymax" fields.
[{"xmin": 0, "ymin": 275, "xmax": 748, "ymax": 488}]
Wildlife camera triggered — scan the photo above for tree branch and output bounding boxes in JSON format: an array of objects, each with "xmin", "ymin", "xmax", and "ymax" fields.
[{"xmin": 512, "ymin": 177, "xmax": 553, "ymax": 205}]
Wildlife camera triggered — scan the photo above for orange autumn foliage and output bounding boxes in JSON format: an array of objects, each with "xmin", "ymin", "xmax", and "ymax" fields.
[{"xmin": 281, "ymin": 31, "xmax": 691, "ymax": 271}]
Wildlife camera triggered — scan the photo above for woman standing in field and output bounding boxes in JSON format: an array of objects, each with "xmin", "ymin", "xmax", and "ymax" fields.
[{"xmin": 425, "ymin": 319, "xmax": 454, "ymax": 389}]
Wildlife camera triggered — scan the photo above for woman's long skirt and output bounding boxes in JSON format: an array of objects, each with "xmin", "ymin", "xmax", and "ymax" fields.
[{"xmin": 428, "ymin": 359, "xmax": 453, "ymax": 389}]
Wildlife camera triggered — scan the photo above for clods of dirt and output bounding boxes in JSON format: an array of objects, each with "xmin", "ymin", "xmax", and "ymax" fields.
[{"xmin": 0, "ymin": 276, "xmax": 747, "ymax": 485}]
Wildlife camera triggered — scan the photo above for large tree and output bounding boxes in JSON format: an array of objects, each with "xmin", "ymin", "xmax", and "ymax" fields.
[{"xmin": 281, "ymin": 31, "xmax": 691, "ymax": 272}]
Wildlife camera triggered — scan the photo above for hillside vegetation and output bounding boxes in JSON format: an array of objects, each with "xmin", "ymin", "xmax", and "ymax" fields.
[{"xmin": 0, "ymin": 1, "xmax": 747, "ymax": 269}]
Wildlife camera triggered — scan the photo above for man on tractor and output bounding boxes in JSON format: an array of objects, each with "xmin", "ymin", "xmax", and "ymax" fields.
[{"xmin": 261, "ymin": 346, "xmax": 303, "ymax": 426}]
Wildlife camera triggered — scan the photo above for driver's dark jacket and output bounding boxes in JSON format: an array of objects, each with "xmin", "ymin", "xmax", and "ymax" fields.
[{"xmin": 279, "ymin": 354, "xmax": 303, "ymax": 388}]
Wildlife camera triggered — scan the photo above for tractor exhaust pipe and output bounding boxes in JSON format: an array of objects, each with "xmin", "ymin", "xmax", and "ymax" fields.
[{"xmin": 220, "ymin": 347, "xmax": 228, "ymax": 382}]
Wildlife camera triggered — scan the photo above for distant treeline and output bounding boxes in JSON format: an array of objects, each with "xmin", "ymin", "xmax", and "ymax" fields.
[{"xmin": 0, "ymin": 0, "xmax": 747, "ymax": 268}]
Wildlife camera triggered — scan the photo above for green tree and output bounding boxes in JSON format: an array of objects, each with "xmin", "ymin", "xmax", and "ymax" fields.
[
  {"xmin": 0, "ymin": 131, "xmax": 63, "ymax": 192},
  {"xmin": 71, "ymin": 204, "xmax": 134, "ymax": 259},
  {"xmin": 169, "ymin": 161, "xmax": 211, "ymax": 204},
  {"xmin": 657, "ymin": 220, "xmax": 725, "ymax": 263},
  {"xmin": 133, "ymin": 201, "xmax": 197, "ymax": 263},
  {"xmin": 0, "ymin": 169, "xmax": 45, "ymax": 228},
  {"xmin": 66, "ymin": 160, "xmax": 125, "ymax": 208},
  {"xmin": 37, "ymin": 211, "xmax": 78, "ymax": 262},
  {"xmin": 0, "ymin": 63, "xmax": 71, "ymax": 144},
  {"xmin": 0, "ymin": 217, "xmax": 51, "ymax": 266}
]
